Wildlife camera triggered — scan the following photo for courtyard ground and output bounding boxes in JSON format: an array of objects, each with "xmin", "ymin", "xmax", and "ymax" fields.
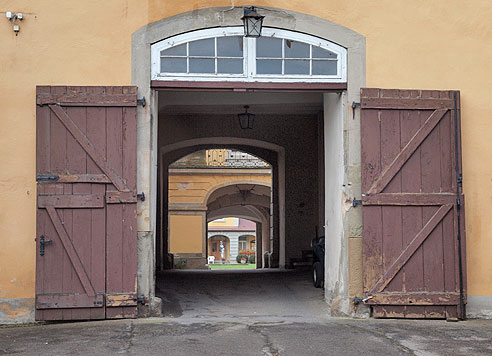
[{"xmin": 1, "ymin": 270, "xmax": 491, "ymax": 355}]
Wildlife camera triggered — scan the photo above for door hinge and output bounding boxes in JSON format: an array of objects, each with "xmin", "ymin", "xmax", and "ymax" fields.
[
  {"xmin": 354, "ymin": 295, "xmax": 373, "ymax": 305},
  {"xmin": 137, "ymin": 295, "xmax": 148, "ymax": 305},
  {"xmin": 36, "ymin": 174, "xmax": 59, "ymax": 182},
  {"xmin": 137, "ymin": 192, "xmax": 145, "ymax": 201},
  {"xmin": 457, "ymin": 174, "xmax": 462, "ymax": 187},
  {"xmin": 352, "ymin": 198, "xmax": 362, "ymax": 207},
  {"xmin": 352, "ymin": 101, "xmax": 360, "ymax": 119},
  {"xmin": 137, "ymin": 97, "xmax": 146, "ymax": 107}
]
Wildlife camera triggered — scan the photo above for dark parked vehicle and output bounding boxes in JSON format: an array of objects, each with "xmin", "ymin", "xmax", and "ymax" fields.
[{"xmin": 311, "ymin": 236, "xmax": 325, "ymax": 288}]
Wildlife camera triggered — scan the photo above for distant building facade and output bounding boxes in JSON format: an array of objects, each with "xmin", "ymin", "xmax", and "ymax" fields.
[{"xmin": 208, "ymin": 218, "xmax": 256, "ymax": 263}]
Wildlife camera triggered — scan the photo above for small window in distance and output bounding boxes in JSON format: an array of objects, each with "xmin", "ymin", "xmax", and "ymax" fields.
[
  {"xmin": 239, "ymin": 237, "xmax": 248, "ymax": 251},
  {"xmin": 212, "ymin": 242, "xmax": 217, "ymax": 252}
]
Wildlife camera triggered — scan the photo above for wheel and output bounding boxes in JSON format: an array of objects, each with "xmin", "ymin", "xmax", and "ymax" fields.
[{"xmin": 313, "ymin": 261, "xmax": 323, "ymax": 288}]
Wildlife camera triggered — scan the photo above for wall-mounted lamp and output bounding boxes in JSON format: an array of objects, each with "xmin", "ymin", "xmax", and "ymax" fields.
[
  {"xmin": 241, "ymin": 6, "xmax": 264, "ymax": 38},
  {"xmin": 238, "ymin": 105, "xmax": 255, "ymax": 129},
  {"xmin": 5, "ymin": 11, "xmax": 23, "ymax": 35}
]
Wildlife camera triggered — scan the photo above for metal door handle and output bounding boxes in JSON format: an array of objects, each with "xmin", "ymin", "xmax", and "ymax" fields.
[{"xmin": 39, "ymin": 234, "xmax": 52, "ymax": 256}]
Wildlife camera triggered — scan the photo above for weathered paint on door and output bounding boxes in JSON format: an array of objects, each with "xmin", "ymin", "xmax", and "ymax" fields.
[
  {"xmin": 35, "ymin": 86, "xmax": 138, "ymax": 320},
  {"xmin": 361, "ymin": 88, "xmax": 466, "ymax": 319}
]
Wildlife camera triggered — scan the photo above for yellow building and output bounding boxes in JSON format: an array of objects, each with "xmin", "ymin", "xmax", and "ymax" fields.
[
  {"xmin": 166, "ymin": 149, "xmax": 271, "ymax": 269},
  {"xmin": 1, "ymin": 1, "xmax": 492, "ymax": 323}
]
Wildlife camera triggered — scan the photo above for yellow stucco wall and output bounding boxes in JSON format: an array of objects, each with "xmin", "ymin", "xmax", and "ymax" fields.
[
  {"xmin": 209, "ymin": 217, "xmax": 238, "ymax": 228},
  {"xmin": 169, "ymin": 215, "xmax": 203, "ymax": 253},
  {"xmin": 168, "ymin": 171, "xmax": 271, "ymax": 255},
  {"xmin": 169, "ymin": 171, "xmax": 272, "ymax": 205},
  {"xmin": 1, "ymin": 0, "xmax": 492, "ymax": 301}
]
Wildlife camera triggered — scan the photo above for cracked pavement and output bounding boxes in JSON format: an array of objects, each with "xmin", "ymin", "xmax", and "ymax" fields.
[{"xmin": 1, "ymin": 270, "xmax": 491, "ymax": 355}]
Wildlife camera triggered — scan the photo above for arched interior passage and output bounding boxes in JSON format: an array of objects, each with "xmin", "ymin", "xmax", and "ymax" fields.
[
  {"xmin": 134, "ymin": 5, "xmax": 365, "ymax": 317},
  {"xmin": 159, "ymin": 146, "xmax": 275, "ymax": 270},
  {"xmin": 206, "ymin": 183, "xmax": 271, "ymax": 268},
  {"xmin": 157, "ymin": 90, "xmax": 326, "ymax": 275}
]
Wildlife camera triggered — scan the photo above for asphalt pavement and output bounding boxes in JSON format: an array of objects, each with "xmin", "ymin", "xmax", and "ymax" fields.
[{"xmin": 1, "ymin": 270, "xmax": 491, "ymax": 355}]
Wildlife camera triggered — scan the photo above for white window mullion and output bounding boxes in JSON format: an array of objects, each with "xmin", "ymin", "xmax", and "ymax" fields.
[
  {"xmin": 309, "ymin": 45, "xmax": 313, "ymax": 76},
  {"xmin": 214, "ymin": 37, "xmax": 218, "ymax": 74},
  {"xmin": 281, "ymin": 39, "xmax": 285, "ymax": 75},
  {"xmin": 186, "ymin": 42, "xmax": 190, "ymax": 74},
  {"xmin": 247, "ymin": 37, "xmax": 255, "ymax": 81}
]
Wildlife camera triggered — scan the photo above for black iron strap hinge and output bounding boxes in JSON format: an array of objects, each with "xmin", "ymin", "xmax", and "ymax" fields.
[
  {"xmin": 36, "ymin": 174, "xmax": 59, "ymax": 182},
  {"xmin": 137, "ymin": 295, "xmax": 148, "ymax": 304},
  {"xmin": 352, "ymin": 102, "xmax": 360, "ymax": 120},
  {"xmin": 137, "ymin": 97, "xmax": 146, "ymax": 107},
  {"xmin": 137, "ymin": 192, "xmax": 145, "ymax": 201},
  {"xmin": 352, "ymin": 198, "xmax": 362, "ymax": 207}
]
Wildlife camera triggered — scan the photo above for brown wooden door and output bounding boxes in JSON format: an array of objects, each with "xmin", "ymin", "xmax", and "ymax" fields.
[
  {"xmin": 361, "ymin": 89, "xmax": 466, "ymax": 319},
  {"xmin": 36, "ymin": 86, "xmax": 138, "ymax": 320}
]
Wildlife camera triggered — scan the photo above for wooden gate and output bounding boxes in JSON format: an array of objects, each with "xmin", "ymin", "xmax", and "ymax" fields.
[
  {"xmin": 36, "ymin": 86, "xmax": 138, "ymax": 320},
  {"xmin": 361, "ymin": 89, "xmax": 466, "ymax": 319}
]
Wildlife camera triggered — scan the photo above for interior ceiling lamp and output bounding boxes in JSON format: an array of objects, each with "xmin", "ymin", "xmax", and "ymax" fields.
[
  {"xmin": 238, "ymin": 105, "xmax": 255, "ymax": 129},
  {"xmin": 241, "ymin": 6, "xmax": 264, "ymax": 37}
]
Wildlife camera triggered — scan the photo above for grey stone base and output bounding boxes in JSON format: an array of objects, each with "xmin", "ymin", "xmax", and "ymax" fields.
[
  {"xmin": 138, "ymin": 296, "xmax": 163, "ymax": 317},
  {"xmin": 173, "ymin": 254, "xmax": 208, "ymax": 269},
  {"xmin": 467, "ymin": 296, "xmax": 492, "ymax": 319},
  {"xmin": 0, "ymin": 298, "xmax": 35, "ymax": 324}
]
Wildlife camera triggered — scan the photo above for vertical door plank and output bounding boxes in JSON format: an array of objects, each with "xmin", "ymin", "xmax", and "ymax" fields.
[
  {"xmin": 45, "ymin": 89, "xmax": 65, "ymax": 324},
  {"xmin": 106, "ymin": 97, "xmax": 124, "ymax": 319},
  {"xmin": 361, "ymin": 104, "xmax": 383, "ymax": 292},
  {"xmin": 35, "ymin": 184, "xmax": 47, "ymax": 321},
  {"xmin": 87, "ymin": 99, "xmax": 107, "ymax": 320},
  {"xmin": 380, "ymin": 104, "xmax": 403, "ymax": 293},
  {"xmin": 61, "ymin": 183, "xmax": 73, "ymax": 320},
  {"xmin": 49, "ymin": 87, "xmax": 67, "ymax": 175},
  {"xmin": 42, "ymin": 184, "xmax": 64, "ymax": 320},
  {"xmin": 122, "ymin": 106, "xmax": 138, "ymax": 318},
  {"xmin": 399, "ymin": 105, "xmax": 425, "ymax": 317},
  {"xmin": 420, "ymin": 91, "xmax": 445, "ymax": 318},
  {"xmin": 69, "ymin": 101, "xmax": 92, "ymax": 320}
]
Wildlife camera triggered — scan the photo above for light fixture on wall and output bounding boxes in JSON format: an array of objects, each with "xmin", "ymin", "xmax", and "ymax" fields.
[
  {"xmin": 238, "ymin": 105, "xmax": 255, "ymax": 129},
  {"xmin": 241, "ymin": 6, "xmax": 264, "ymax": 38},
  {"xmin": 5, "ymin": 11, "xmax": 23, "ymax": 36}
]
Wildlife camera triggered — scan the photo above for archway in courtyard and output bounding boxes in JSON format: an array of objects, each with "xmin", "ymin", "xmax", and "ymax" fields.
[
  {"xmin": 132, "ymin": 6, "xmax": 365, "ymax": 317},
  {"xmin": 205, "ymin": 182, "xmax": 271, "ymax": 269},
  {"xmin": 156, "ymin": 89, "xmax": 328, "ymax": 272},
  {"xmin": 159, "ymin": 147, "xmax": 275, "ymax": 270}
]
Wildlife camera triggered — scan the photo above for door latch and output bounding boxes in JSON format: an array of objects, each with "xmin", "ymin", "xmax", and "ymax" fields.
[{"xmin": 39, "ymin": 234, "xmax": 52, "ymax": 256}]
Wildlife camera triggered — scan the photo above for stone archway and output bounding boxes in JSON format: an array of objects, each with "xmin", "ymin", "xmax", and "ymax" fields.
[
  {"xmin": 133, "ymin": 7, "xmax": 366, "ymax": 316},
  {"xmin": 160, "ymin": 139, "xmax": 283, "ymax": 272}
]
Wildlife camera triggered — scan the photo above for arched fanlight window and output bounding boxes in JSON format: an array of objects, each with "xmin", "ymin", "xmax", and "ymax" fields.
[{"xmin": 151, "ymin": 27, "xmax": 347, "ymax": 83}]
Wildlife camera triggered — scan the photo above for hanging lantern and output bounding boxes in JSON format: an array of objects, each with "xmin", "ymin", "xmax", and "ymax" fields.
[
  {"xmin": 238, "ymin": 105, "xmax": 255, "ymax": 129},
  {"xmin": 241, "ymin": 6, "xmax": 264, "ymax": 38}
]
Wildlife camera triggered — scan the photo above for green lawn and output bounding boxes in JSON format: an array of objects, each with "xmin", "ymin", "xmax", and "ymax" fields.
[{"xmin": 209, "ymin": 263, "xmax": 256, "ymax": 270}]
